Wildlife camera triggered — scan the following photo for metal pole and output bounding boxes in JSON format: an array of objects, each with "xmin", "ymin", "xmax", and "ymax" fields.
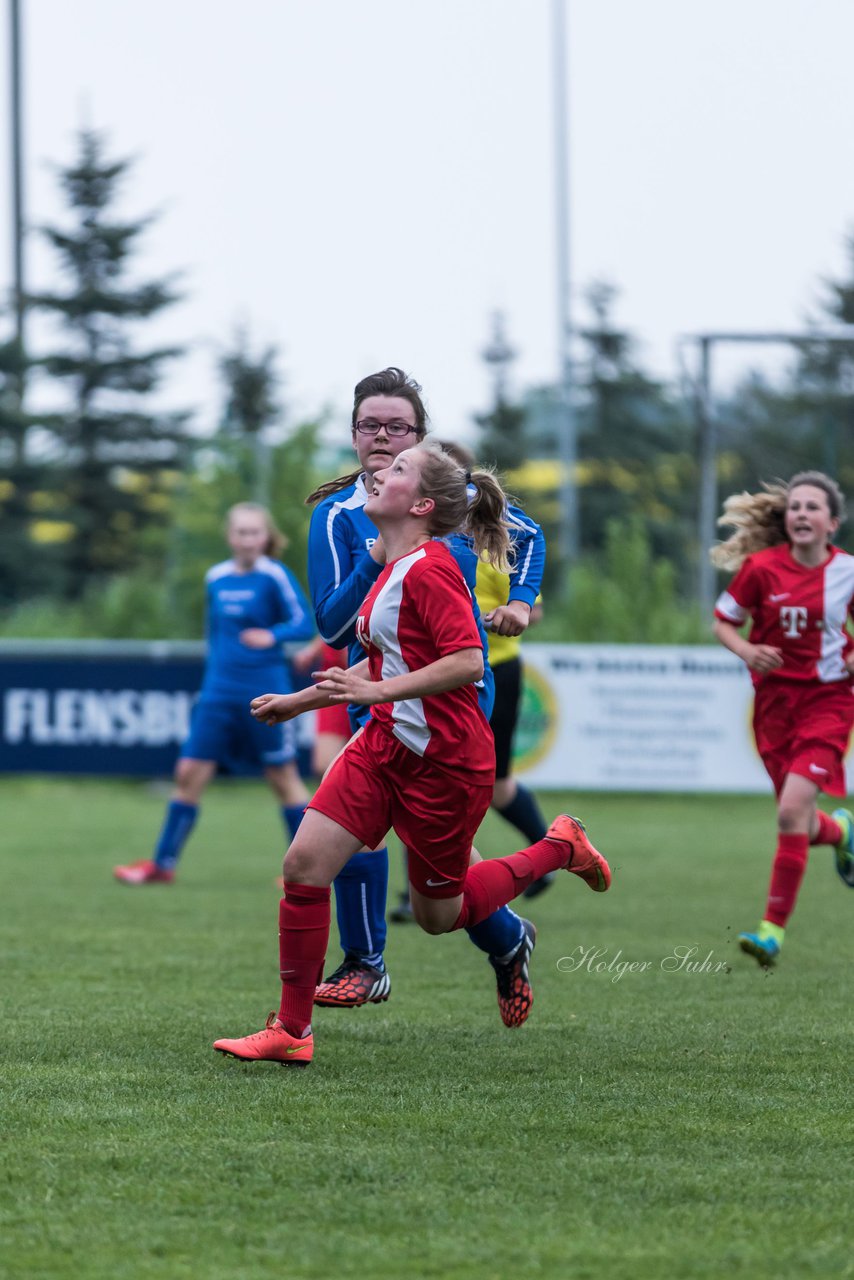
[
  {"xmin": 10, "ymin": 0, "xmax": 26, "ymax": 416},
  {"xmin": 684, "ymin": 326, "xmax": 854, "ymax": 612},
  {"xmin": 696, "ymin": 337, "xmax": 717, "ymax": 618},
  {"xmin": 552, "ymin": 0, "xmax": 578, "ymax": 570}
]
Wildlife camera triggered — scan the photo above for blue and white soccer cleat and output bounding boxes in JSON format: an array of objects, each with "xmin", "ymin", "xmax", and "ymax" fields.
[{"xmin": 830, "ymin": 808, "xmax": 854, "ymax": 888}]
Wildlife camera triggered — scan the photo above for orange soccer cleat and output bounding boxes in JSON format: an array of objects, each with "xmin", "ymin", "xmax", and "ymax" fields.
[
  {"xmin": 113, "ymin": 859, "xmax": 175, "ymax": 885},
  {"xmin": 213, "ymin": 1013, "xmax": 313, "ymax": 1066},
  {"xmin": 544, "ymin": 814, "xmax": 612, "ymax": 892}
]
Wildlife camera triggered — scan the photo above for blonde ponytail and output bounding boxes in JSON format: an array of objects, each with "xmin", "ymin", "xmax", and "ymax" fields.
[{"xmin": 415, "ymin": 441, "xmax": 513, "ymax": 569}]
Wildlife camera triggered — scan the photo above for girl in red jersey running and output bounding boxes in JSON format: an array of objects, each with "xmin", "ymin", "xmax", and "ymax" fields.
[
  {"xmin": 712, "ymin": 471, "xmax": 854, "ymax": 967},
  {"xmin": 213, "ymin": 441, "xmax": 612, "ymax": 1066}
]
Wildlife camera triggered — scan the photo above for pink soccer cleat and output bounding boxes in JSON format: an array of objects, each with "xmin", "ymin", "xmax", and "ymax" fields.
[
  {"xmin": 213, "ymin": 1013, "xmax": 313, "ymax": 1066},
  {"xmin": 113, "ymin": 859, "xmax": 174, "ymax": 885}
]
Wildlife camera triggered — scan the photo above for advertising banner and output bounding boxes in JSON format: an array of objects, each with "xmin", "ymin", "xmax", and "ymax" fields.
[
  {"xmin": 0, "ymin": 642, "xmax": 316, "ymax": 777},
  {"xmin": 1, "ymin": 642, "xmax": 840, "ymax": 793},
  {"xmin": 514, "ymin": 644, "xmax": 775, "ymax": 793},
  {"xmin": 0, "ymin": 649, "xmax": 203, "ymax": 776}
]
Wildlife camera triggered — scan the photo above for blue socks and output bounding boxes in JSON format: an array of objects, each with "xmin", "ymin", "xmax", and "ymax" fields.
[
  {"xmin": 495, "ymin": 784, "xmax": 547, "ymax": 844},
  {"xmin": 332, "ymin": 844, "xmax": 525, "ymax": 966},
  {"xmin": 153, "ymin": 800, "xmax": 198, "ymax": 871},
  {"xmin": 333, "ymin": 847, "xmax": 389, "ymax": 970},
  {"xmin": 466, "ymin": 905, "xmax": 525, "ymax": 957},
  {"xmin": 281, "ymin": 804, "xmax": 306, "ymax": 841}
]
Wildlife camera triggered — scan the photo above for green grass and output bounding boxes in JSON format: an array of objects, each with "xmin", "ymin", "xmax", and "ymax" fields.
[{"xmin": 2, "ymin": 778, "xmax": 853, "ymax": 1280}]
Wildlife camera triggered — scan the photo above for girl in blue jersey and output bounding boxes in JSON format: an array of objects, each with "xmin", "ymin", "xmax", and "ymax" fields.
[
  {"xmin": 114, "ymin": 502, "xmax": 315, "ymax": 884},
  {"xmin": 305, "ymin": 368, "xmax": 546, "ymax": 1028}
]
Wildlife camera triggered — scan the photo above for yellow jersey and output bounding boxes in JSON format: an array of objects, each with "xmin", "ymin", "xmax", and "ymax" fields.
[{"xmin": 475, "ymin": 557, "xmax": 539, "ymax": 667}]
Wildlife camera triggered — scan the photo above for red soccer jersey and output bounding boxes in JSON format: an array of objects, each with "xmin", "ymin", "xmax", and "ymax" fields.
[
  {"xmin": 714, "ymin": 542, "xmax": 854, "ymax": 684},
  {"xmin": 355, "ymin": 540, "xmax": 495, "ymax": 781}
]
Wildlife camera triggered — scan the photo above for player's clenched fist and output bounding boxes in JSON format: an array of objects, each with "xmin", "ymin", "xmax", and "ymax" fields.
[{"xmin": 250, "ymin": 692, "xmax": 301, "ymax": 724}]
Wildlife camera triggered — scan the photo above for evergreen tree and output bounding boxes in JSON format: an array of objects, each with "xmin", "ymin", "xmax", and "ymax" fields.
[
  {"xmin": 473, "ymin": 314, "xmax": 566, "ymax": 591},
  {"xmin": 215, "ymin": 328, "xmax": 282, "ymax": 505},
  {"xmin": 574, "ymin": 281, "xmax": 695, "ymax": 585},
  {"xmin": 28, "ymin": 130, "xmax": 192, "ymax": 597},
  {"xmin": 0, "ymin": 333, "xmax": 69, "ymax": 600}
]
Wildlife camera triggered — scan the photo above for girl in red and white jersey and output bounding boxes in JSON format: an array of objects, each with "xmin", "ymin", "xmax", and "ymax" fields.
[
  {"xmin": 712, "ymin": 471, "xmax": 854, "ymax": 967},
  {"xmin": 213, "ymin": 441, "xmax": 612, "ymax": 1067}
]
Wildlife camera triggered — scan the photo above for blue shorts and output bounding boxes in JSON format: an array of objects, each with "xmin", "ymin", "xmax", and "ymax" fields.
[{"xmin": 181, "ymin": 695, "xmax": 296, "ymax": 769}]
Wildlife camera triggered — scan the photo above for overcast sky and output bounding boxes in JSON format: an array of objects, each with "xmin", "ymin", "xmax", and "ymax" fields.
[{"xmin": 2, "ymin": 0, "xmax": 854, "ymax": 441}]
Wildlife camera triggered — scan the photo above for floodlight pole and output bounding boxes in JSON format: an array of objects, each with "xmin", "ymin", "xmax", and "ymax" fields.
[
  {"xmin": 686, "ymin": 327, "xmax": 854, "ymax": 619},
  {"xmin": 10, "ymin": 0, "xmax": 26, "ymax": 413},
  {"xmin": 695, "ymin": 337, "xmax": 715, "ymax": 619},
  {"xmin": 552, "ymin": 0, "xmax": 578, "ymax": 574}
]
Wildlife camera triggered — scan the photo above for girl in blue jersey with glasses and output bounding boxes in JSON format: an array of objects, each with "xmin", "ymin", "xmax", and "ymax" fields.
[
  {"xmin": 306, "ymin": 368, "xmax": 546, "ymax": 1027},
  {"xmin": 114, "ymin": 503, "xmax": 315, "ymax": 884}
]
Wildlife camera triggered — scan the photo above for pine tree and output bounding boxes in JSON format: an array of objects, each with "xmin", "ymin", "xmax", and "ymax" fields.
[
  {"xmin": 216, "ymin": 328, "xmax": 282, "ymax": 505},
  {"xmin": 28, "ymin": 130, "xmax": 192, "ymax": 596},
  {"xmin": 575, "ymin": 281, "xmax": 694, "ymax": 580}
]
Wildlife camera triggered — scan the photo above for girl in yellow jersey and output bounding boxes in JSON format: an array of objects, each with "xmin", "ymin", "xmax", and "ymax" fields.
[{"xmin": 476, "ymin": 556, "xmax": 551, "ymax": 898}]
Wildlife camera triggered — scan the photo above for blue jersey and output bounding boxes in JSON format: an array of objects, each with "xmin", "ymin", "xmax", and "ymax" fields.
[
  {"xmin": 307, "ymin": 475, "xmax": 546, "ymax": 723},
  {"xmin": 201, "ymin": 555, "xmax": 315, "ymax": 700}
]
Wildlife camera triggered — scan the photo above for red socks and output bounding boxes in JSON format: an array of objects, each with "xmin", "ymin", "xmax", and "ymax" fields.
[
  {"xmin": 812, "ymin": 810, "xmax": 842, "ymax": 847},
  {"xmin": 764, "ymin": 833, "xmax": 809, "ymax": 927},
  {"xmin": 453, "ymin": 837, "xmax": 568, "ymax": 930},
  {"xmin": 277, "ymin": 883, "xmax": 331, "ymax": 1038}
]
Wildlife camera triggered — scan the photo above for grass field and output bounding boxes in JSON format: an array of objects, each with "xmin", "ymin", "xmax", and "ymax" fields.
[{"xmin": 2, "ymin": 776, "xmax": 853, "ymax": 1280}]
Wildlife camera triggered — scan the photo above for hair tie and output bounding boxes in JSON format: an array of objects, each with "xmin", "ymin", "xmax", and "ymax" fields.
[{"xmin": 465, "ymin": 470, "xmax": 472, "ymax": 482}]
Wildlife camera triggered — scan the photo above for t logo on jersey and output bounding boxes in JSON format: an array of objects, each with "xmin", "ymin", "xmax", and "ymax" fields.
[
  {"xmin": 356, "ymin": 614, "xmax": 368, "ymax": 649},
  {"xmin": 780, "ymin": 605, "xmax": 808, "ymax": 638}
]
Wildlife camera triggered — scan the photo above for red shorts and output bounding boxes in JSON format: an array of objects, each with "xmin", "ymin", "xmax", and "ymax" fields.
[
  {"xmin": 307, "ymin": 718, "xmax": 492, "ymax": 897},
  {"xmin": 316, "ymin": 703, "xmax": 352, "ymax": 737},
  {"xmin": 753, "ymin": 678, "xmax": 854, "ymax": 797},
  {"xmin": 316, "ymin": 645, "xmax": 352, "ymax": 737}
]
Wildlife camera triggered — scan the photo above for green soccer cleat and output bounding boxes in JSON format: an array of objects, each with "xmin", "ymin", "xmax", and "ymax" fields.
[
  {"xmin": 831, "ymin": 808, "xmax": 854, "ymax": 888},
  {"xmin": 738, "ymin": 931, "xmax": 781, "ymax": 968}
]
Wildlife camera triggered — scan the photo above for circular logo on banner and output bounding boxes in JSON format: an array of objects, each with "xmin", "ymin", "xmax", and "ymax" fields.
[{"xmin": 513, "ymin": 663, "xmax": 558, "ymax": 773}]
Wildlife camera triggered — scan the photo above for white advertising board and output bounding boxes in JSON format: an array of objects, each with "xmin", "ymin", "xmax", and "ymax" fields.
[{"xmin": 515, "ymin": 644, "xmax": 777, "ymax": 793}]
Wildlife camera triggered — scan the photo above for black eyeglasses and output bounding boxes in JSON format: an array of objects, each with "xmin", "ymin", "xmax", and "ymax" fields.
[{"xmin": 354, "ymin": 419, "xmax": 418, "ymax": 438}]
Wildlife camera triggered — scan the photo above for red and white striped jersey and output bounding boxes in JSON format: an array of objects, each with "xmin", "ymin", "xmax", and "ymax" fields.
[
  {"xmin": 715, "ymin": 542, "xmax": 854, "ymax": 683},
  {"xmin": 356, "ymin": 540, "xmax": 494, "ymax": 780}
]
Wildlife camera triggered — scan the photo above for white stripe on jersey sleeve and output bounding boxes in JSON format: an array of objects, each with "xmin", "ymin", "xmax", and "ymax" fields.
[
  {"xmin": 514, "ymin": 536, "xmax": 534, "ymax": 585},
  {"xmin": 256, "ymin": 556, "xmax": 306, "ymax": 619},
  {"xmin": 368, "ymin": 549, "xmax": 431, "ymax": 757},
  {"xmin": 818, "ymin": 552, "xmax": 854, "ymax": 682},
  {"xmin": 205, "ymin": 559, "xmax": 236, "ymax": 583},
  {"xmin": 714, "ymin": 589, "xmax": 747, "ymax": 624},
  {"xmin": 325, "ymin": 488, "xmax": 367, "ymax": 589}
]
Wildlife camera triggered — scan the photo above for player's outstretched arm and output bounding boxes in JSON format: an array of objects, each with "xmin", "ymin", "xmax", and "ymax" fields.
[
  {"xmin": 250, "ymin": 690, "xmax": 320, "ymax": 725},
  {"xmin": 316, "ymin": 648, "xmax": 483, "ymax": 707},
  {"xmin": 250, "ymin": 660, "xmax": 373, "ymax": 724}
]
